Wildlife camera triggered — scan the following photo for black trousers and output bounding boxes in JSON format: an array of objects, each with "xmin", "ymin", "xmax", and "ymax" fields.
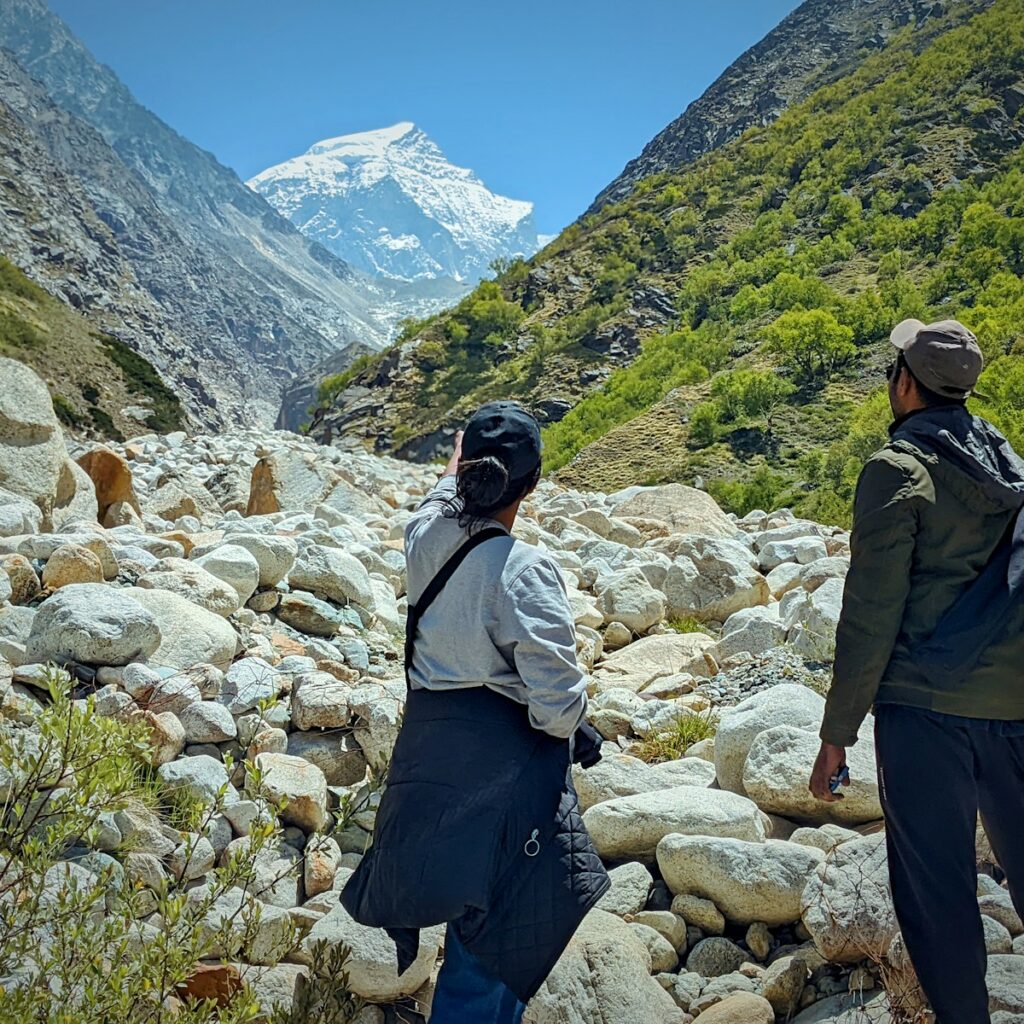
[{"xmin": 875, "ymin": 704, "xmax": 1024, "ymax": 1024}]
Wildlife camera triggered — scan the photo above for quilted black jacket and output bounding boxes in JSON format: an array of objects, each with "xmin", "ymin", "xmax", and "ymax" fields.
[{"xmin": 340, "ymin": 684, "xmax": 611, "ymax": 1002}]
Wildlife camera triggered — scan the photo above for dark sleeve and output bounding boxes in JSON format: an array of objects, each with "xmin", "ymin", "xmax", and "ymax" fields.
[{"xmin": 821, "ymin": 457, "xmax": 921, "ymax": 747}]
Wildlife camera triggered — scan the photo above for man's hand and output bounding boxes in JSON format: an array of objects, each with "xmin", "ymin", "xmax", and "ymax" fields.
[
  {"xmin": 809, "ymin": 741, "xmax": 850, "ymax": 802},
  {"xmin": 442, "ymin": 430, "xmax": 464, "ymax": 478}
]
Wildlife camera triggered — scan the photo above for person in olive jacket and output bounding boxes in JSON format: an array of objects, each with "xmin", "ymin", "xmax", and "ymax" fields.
[{"xmin": 809, "ymin": 319, "xmax": 1024, "ymax": 1024}]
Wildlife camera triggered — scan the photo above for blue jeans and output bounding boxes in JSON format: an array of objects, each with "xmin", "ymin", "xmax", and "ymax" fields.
[{"xmin": 430, "ymin": 925, "xmax": 526, "ymax": 1024}]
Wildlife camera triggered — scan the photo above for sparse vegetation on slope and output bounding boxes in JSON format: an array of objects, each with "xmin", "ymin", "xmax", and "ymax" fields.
[{"xmin": 0, "ymin": 256, "xmax": 187, "ymax": 439}]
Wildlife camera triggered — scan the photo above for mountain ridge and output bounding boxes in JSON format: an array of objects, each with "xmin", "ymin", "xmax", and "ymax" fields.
[{"xmin": 587, "ymin": 0, "xmax": 993, "ymax": 214}]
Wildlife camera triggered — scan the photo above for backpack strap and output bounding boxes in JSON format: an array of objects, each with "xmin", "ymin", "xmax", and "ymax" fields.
[{"xmin": 404, "ymin": 526, "xmax": 507, "ymax": 689}]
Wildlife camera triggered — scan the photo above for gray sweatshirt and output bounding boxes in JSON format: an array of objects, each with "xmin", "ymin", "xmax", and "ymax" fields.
[{"xmin": 404, "ymin": 475, "xmax": 588, "ymax": 739}]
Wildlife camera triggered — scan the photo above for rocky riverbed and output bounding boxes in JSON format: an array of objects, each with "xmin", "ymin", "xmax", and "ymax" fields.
[{"xmin": 1, "ymin": 354, "xmax": 1023, "ymax": 1023}]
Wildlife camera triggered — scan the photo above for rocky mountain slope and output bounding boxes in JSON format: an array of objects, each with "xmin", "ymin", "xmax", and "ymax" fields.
[
  {"xmin": 588, "ymin": 0, "xmax": 995, "ymax": 213},
  {"xmin": 250, "ymin": 122, "xmax": 541, "ymax": 284},
  {"xmin": 4, "ymin": 356, "xmax": 1024, "ymax": 1021},
  {"xmin": 308, "ymin": 0, "xmax": 1024, "ymax": 525},
  {"xmin": 0, "ymin": 256, "xmax": 186, "ymax": 440},
  {"xmin": 0, "ymin": 0, "xmax": 390, "ymax": 428}
]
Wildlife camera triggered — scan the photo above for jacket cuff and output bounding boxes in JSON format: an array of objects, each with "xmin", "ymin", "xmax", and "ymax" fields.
[{"xmin": 819, "ymin": 719, "xmax": 858, "ymax": 749}]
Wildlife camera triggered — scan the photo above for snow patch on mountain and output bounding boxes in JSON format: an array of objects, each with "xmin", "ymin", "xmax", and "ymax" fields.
[{"xmin": 248, "ymin": 122, "xmax": 541, "ymax": 283}]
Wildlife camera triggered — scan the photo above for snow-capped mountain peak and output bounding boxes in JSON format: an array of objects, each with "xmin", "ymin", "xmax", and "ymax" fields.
[{"xmin": 248, "ymin": 123, "xmax": 540, "ymax": 283}]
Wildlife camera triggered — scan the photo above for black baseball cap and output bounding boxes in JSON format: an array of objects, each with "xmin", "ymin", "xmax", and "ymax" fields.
[{"xmin": 461, "ymin": 401, "xmax": 542, "ymax": 481}]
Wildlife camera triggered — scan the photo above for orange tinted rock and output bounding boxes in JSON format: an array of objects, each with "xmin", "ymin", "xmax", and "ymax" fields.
[
  {"xmin": 177, "ymin": 963, "xmax": 242, "ymax": 1006},
  {"xmin": 77, "ymin": 446, "xmax": 141, "ymax": 524}
]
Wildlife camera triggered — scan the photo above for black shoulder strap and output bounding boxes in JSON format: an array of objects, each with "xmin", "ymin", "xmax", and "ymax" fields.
[{"xmin": 404, "ymin": 527, "xmax": 507, "ymax": 688}]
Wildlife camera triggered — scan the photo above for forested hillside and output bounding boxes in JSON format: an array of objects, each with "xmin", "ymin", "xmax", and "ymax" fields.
[{"xmin": 311, "ymin": 0, "xmax": 1024, "ymax": 524}]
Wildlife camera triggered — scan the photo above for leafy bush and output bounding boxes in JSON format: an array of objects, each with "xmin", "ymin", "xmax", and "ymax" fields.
[
  {"xmin": 688, "ymin": 402, "xmax": 721, "ymax": 447},
  {"xmin": 0, "ymin": 669, "xmax": 360, "ymax": 1024}
]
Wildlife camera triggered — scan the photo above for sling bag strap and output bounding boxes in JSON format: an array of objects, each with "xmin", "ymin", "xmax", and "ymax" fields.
[{"xmin": 404, "ymin": 526, "xmax": 507, "ymax": 690}]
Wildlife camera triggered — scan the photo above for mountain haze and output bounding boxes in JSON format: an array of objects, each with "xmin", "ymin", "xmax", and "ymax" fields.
[{"xmin": 0, "ymin": 0, "xmax": 389, "ymax": 427}]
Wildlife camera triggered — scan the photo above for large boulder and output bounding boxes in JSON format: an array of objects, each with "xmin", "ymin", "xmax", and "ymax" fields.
[
  {"xmin": 713, "ymin": 607, "xmax": 787, "ymax": 662},
  {"xmin": 287, "ymin": 731, "xmax": 367, "ymax": 787},
  {"xmin": 523, "ymin": 909, "xmax": 687, "ymax": 1024},
  {"xmin": 594, "ymin": 567, "xmax": 666, "ymax": 632},
  {"xmin": 593, "ymin": 632, "xmax": 714, "ymax": 693},
  {"xmin": 595, "ymin": 861, "xmax": 653, "ymax": 917},
  {"xmin": 801, "ymin": 833, "xmax": 897, "ymax": 963},
  {"xmin": 0, "ymin": 357, "xmax": 69, "ymax": 524},
  {"xmin": 216, "ymin": 533, "xmax": 297, "ymax": 589},
  {"xmin": 0, "ymin": 487, "xmax": 43, "ymax": 538},
  {"xmin": 76, "ymin": 446, "xmax": 141, "ymax": 525},
  {"xmin": 660, "ymin": 536, "xmax": 770, "ymax": 623},
  {"xmin": 291, "ymin": 671, "xmax": 351, "ymax": 730},
  {"xmin": 988, "ymin": 955, "xmax": 1024, "ymax": 1014},
  {"xmin": 41, "ymin": 544, "xmax": 104, "ymax": 589},
  {"xmin": 787, "ymin": 578, "xmax": 845, "ymax": 661},
  {"xmin": 295, "ymin": 905, "xmax": 442, "ymax": 1001},
  {"xmin": 583, "ymin": 786, "xmax": 765, "ymax": 861},
  {"xmin": 288, "ymin": 545, "xmax": 375, "ymax": 612},
  {"xmin": 572, "ymin": 753, "xmax": 714, "ymax": 813},
  {"xmin": 247, "ymin": 449, "xmax": 340, "ymax": 516},
  {"xmin": 51, "ymin": 459, "xmax": 99, "ymax": 529},
  {"xmin": 658, "ymin": 835, "xmax": 824, "ymax": 926},
  {"xmin": 137, "ymin": 557, "xmax": 242, "ymax": 617},
  {"xmin": 694, "ymin": 993, "xmax": 775, "ymax": 1024},
  {"xmin": 26, "ymin": 583, "xmax": 160, "ymax": 666},
  {"xmin": 743, "ymin": 725, "xmax": 882, "ymax": 826},
  {"xmin": 608, "ymin": 484, "xmax": 737, "ymax": 540},
  {"xmin": 193, "ymin": 545, "xmax": 261, "ymax": 606},
  {"xmin": 714, "ymin": 684, "xmax": 825, "ymax": 795},
  {"xmin": 126, "ymin": 587, "xmax": 238, "ymax": 670}
]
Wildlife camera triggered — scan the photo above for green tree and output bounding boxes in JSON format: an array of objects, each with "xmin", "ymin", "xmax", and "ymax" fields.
[{"xmin": 765, "ymin": 309, "xmax": 857, "ymax": 382}]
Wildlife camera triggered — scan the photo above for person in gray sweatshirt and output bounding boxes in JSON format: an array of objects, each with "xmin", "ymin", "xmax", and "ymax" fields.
[{"xmin": 342, "ymin": 401, "xmax": 609, "ymax": 1024}]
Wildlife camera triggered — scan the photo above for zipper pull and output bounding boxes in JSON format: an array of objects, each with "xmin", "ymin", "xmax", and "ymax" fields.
[{"xmin": 524, "ymin": 828, "xmax": 540, "ymax": 857}]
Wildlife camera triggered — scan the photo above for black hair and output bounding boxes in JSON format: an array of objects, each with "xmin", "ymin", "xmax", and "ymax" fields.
[
  {"xmin": 895, "ymin": 353, "xmax": 968, "ymax": 409},
  {"xmin": 443, "ymin": 454, "xmax": 542, "ymax": 531}
]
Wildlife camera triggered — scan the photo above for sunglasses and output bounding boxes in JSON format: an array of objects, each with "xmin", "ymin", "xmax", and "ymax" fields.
[{"xmin": 886, "ymin": 359, "xmax": 901, "ymax": 382}]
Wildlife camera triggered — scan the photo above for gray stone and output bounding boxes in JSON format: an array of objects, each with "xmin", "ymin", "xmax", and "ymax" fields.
[
  {"xmin": 26, "ymin": 584, "xmax": 160, "ymax": 666},
  {"xmin": 584, "ymin": 786, "xmax": 765, "ymax": 861},
  {"xmin": 178, "ymin": 700, "xmax": 238, "ymax": 743},
  {"xmin": 595, "ymin": 861, "xmax": 654, "ymax": 917},
  {"xmin": 126, "ymin": 587, "xmax": 238, "ymax": 670},
  {"xmin": 659, "ymin": 835, "xmax": 823, "ymax": 926}
]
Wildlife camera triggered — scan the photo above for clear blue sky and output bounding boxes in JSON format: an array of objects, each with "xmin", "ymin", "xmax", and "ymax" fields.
[{"xmin": 48, "ymin": 0, "xmax": 800, "ymax": 235}]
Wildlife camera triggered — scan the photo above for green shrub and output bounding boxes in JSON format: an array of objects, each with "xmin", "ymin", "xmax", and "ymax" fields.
[
  {"xmin": 0, "ymin": 669, "xmax": 361, "ymax": 1024},
  {"xmin": 98, "ymin": 334, "xmax": 186, "ymax": 434},
  {"xmin": 688, "ymin": 402, "xmax": 721, "ymax": 447},
  {"xmin": 764, "ymin": 309, "xmax": 857, "ymax": 383},
  {"xmin": 633, "ymin": 708, "xmax": 719, "ymax": 764}
]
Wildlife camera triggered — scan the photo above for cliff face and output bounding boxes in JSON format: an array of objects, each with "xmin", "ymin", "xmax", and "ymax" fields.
[
  {"xmin": 587, "ymin": 0, "xmax": 996, "ymax": 214},
  {"xmin": 0, "ymin": 0, "xmax": 387, "ymax": 428}
]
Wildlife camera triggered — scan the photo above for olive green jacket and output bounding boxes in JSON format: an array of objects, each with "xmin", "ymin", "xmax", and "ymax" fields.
[{"xmin": 821, "ymin": 407, "xmax": 1024, "ymax": 748}]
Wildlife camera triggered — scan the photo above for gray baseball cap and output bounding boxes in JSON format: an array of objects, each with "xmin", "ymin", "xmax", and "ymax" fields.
[{"xmin": 890, "ymin": 318, "xmax": 984, "ymax": 399}]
